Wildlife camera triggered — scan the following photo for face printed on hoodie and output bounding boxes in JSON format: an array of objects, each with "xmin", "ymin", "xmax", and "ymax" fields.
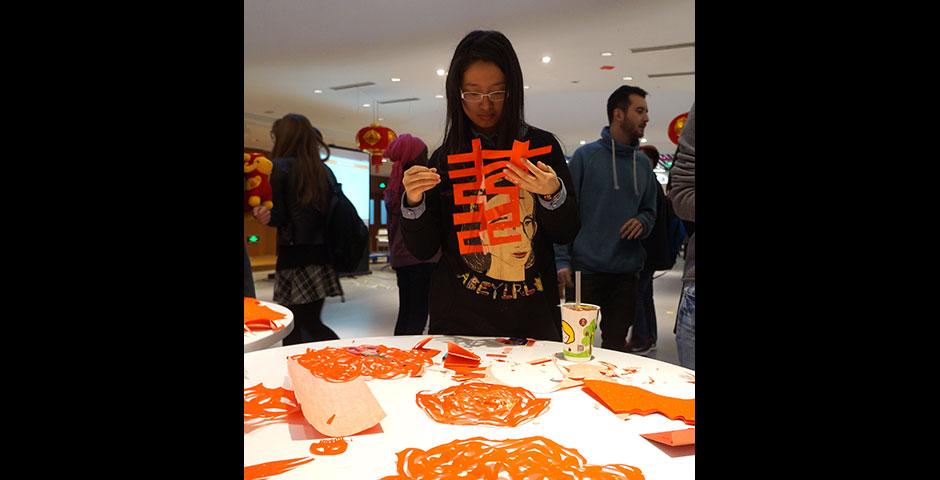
[{"xmin": 617, "ymin": 94, "xmax": 650, "ymax": 143}]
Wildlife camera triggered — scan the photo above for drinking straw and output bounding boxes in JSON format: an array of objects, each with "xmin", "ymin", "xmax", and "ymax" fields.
[{"xmin": 575, "ymin": 271, "xmax": 581, "ymax": 308}]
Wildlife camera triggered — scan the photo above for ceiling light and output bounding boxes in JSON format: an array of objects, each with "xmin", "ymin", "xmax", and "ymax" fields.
[
  {"xmin": 640, "ymin": 138, "xmax": 648, "ymax": 143},
  {"xmin": 541, "ymin": 56, "xmax": 551, "ymax": 63},
  {"xmin": 524, "ymin": 85, "xmax": 530, "ymax": 89},
  {"xmin": 436, "ymin": 69, "xmax": 446, "ymax": 76},
  {"xmin": 601, "ymin": 52, "xmax": 613, "ymax": 56},
  {"xmin": 435, "ymin": 94, "xmax": 444, "ymax": 99},
  {"xmin": 378, "ymin": 117, "xmax": 383, "ymax": 121},
  {"xmin": 362, "ymin": 103, "xmax": 371, "ymax": 107},
  {"xmin": 622, "ymin": 76, "xmax": 633, "ymax": 81},
  {"xmin": 314, "ymin": 89, "xmax": 323, "ymax": 93},
  {"xmin": 391, "ymin": 77, "xmax": 401, "ymax": 82},
  {"xmin": 579, "ymin": 140, "xmax": 586, "ymax": 145}
]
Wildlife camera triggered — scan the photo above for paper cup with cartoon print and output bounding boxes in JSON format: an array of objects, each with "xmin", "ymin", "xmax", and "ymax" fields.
[{"xmin": 560, "ymin": 303, "xmax": 600, "ymax": 362}]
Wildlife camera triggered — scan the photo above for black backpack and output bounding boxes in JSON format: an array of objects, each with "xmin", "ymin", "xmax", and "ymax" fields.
[
  {"xmin": 642, "ymin": 186, "xmax": 683, "ymax": 271},
  {"xmin": 324, "ymin": 172, "xmax": 369, "ymax": 273}
]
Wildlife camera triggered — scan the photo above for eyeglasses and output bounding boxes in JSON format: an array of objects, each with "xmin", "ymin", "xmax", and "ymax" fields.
[{"xmin": 460, "ymin": 90, "xmax": 507, "ymax": 103}]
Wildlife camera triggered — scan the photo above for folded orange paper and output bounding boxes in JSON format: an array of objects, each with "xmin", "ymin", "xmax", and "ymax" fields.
[
  {"xmin": 582, "ymin": 379, "xmax": 694, "ymax": 424},
  {"xmin": 640, "ymin": 428, "xmax": 695, "ymax": 446}
]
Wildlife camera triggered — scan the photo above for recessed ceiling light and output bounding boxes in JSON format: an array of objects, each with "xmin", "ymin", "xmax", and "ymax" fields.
[
  {"xmin": 378, "ymin": 117, "xmax": 383, "ymax": 121},
  {"xmin": 436, "ymin": 68, "xmax": 446, "ymax": 76},
  {"xmin": 391, "ymin": 77, "xmax": 401, "ymax": 82},
  {"xmin": 524, "ymin": 85, "xmax": 530, "ymax": 90},
  {"xmin": 362, "ymin": 103, "xmax": 371, "ymax": 107},
  {"xmin": 601, "ymin": 52, "xmax": 613, "ymax": 56},
  {"xmin": 640, "ymin": 138, "xmax": 648, "ymax": 143},
  {"xmin": 622, "ymin": 76, "xmax": 633, "ymax": 81},
  {"xmin": 541, "ymin": 56, "xmax": 551, "ymax": 63},
  {"xmin": 579, "ymin": 140, "xmax": 586, "ymax": 145},
  {"xmin": 314, "ymin": 89, "xmax": 323, "ymax": 93},
  {"xmin": 435, "ymin": 94, "xmax": 444, "ymax": 99}
]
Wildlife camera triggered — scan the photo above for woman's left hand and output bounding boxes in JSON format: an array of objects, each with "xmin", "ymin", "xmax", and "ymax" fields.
[{"xmin": 503, "ymin": 158, "xmax": 560, "ymax": 196}]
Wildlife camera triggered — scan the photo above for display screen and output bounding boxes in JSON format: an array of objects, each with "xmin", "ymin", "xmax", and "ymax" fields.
[{"xmin": 324, "ymin": 146, "xmax": 370, "ymax": 223}]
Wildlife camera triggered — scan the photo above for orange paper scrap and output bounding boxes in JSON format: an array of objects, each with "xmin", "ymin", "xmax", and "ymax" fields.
[
  {"xmin": 290, "ymin": 345, "xmax": 440, "ymax": 382},
  {"xmin": 582, "ymin": 379, "xmax": 695, "ymax": 425},
  {"xmin": 416, "ymin": 382, "xmax": 550, "ymax": 427},
  {"xmin": 244, "ymin": 383, "xmax": 299, "ymax": 423},
  {"xmin": 287, "ymin": 358, "xmax": 386, "ymax": 437},
  {"xmin": 379, "ymin": 436, "xmax": 644, "ymax": 480},
  {"xmin": 310, "ymin": 437, "xmax": 348, "ymax": 455},
  {"xmin": 244, "ymin": 456, "xmax": 314, "ymax": 480},
  {"xmin": 445, "ymin": 342, "xmax": 481, "ymax": 361},
  {"xmin": 412, "ymin": 336, "xmax": 433, "ymax": 350},
  {"xmin": 244, "ymin": 297, "xmax": 287, "ymax": 333},
  {"xmin": 640, "ymin": 428, "xmax": 695, "ymax": 446}
]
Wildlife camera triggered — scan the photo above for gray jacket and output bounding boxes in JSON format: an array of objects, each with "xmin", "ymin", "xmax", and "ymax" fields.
[{"xmin": 668, "ymin": 103, "xmax": 695, "ymax": 282}]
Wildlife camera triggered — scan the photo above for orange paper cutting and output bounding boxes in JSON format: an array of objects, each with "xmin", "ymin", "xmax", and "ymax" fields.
[
  {"xmin": 582, "ymin": 379, "xmax": 695, "ymax": 424},
  {"xmin": 416, "ymin": 382, "xmax": 550, "ymax": 427},
  {"xmin": 290, "ymin": 345, "xmax": 440, "ymax": 382},
  {"xmin": 412, "ymin": 336, "xmax": 433, "ymax": 350},
  {"xmin": 640, "ymin": 428, "xmax": 695, "ymax": 446},
  {"xmin": 244, "ymin": 456, "xmax": 314, "ymax": 480},
  {"xmin": 446, "ymin": 342, "xmax": 481, "ymax": 361},
  {"xmin": 244, "ymin": 297, "xmax": 287, "ymax": 333},
  {"xmin": 244, "ymin": 383, "xmax": 299, "ymax": 423},
  {"xmin": 379, "ymin": 436, "xmax": 644, "ymax": 480},
  {"xmin": 287, "ymin": 358, "xmax": 386, "ymax": 437},
  {"xmin": 310, "ymin": 437, "xmax": 348, "ymax": 455}
]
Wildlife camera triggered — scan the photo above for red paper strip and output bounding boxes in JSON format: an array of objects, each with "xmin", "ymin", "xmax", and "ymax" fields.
[
  {"xmin": 244, "ymin": 456, "xmax": 314, "ymax": 480},
  {"xmin": 640, "ymin": 428, "xmax": 695, "ymax": 446},
  {"xmin": 582, "ymin": 379, "xmax": 695, "ymax": 424}
]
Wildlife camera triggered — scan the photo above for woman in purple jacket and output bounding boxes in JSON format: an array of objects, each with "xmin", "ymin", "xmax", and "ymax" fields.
[{"xmin": 384, "ymin": 134, "xmax": 441, "ymax": 335}]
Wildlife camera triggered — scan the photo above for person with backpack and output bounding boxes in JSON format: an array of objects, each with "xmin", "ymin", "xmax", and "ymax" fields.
[
  {"xmin": 626, "ymin": 145, "xmax": 683, "ymax": 355},
  {"xmin": 251, "ymin": 113, "xmax": 343, "ymax": 344},
  {"xmin": 554, "ymin": 85, "xmax": 658, "ymax": 353},
  {"xmin": 383, "ymin": 134, "xmax": 440, "ymax": 335}
]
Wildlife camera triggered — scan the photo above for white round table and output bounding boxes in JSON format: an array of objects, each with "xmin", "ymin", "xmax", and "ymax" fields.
[
  {"xmin": 244, "ymin": 300, "xmax": 294, "ymax": 353},
  {"xmin": 244, "ymin": 335, "xmax": 694, "ymax": 479}
]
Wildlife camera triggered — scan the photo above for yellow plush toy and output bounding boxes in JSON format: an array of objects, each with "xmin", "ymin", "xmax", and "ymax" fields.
[{"xmin": 244, "ymin": 153, "xmax": 274, "ymax": 210}]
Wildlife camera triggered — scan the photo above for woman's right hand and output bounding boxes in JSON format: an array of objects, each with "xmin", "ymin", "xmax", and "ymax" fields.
[
  {"xmin": 252, "ymin": 205, "xmax": 271, "ymax": 225},
  {"xmin": 402, "ymin": 165, "xmax": 440, "ymax": 206}
]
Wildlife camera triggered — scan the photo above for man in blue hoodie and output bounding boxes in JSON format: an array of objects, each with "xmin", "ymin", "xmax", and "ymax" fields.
[{"xmin": 554, "ymin": 85, "xmax": 658, "ymax": 352}]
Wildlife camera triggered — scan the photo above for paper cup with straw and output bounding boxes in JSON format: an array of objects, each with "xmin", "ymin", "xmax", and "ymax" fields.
[{"xmin": 560, "ymin": 271, "xmax": 599, "ymax": 362}]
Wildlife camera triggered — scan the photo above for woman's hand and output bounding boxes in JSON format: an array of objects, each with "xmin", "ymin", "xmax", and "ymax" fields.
[
  {"xmin": 403, "ymin": 165, "xmax": 441, "ymax": 206},
  {"xmin": 503, "ymin": 158, "xmax": 560, "ymax": 196},
  {"xmin": 252, "ymin": 205, "xmax": 271, "ymax": 225}
]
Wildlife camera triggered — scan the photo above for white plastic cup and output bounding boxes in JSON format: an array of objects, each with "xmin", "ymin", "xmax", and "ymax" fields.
[{"xmin": 560, "ymin": 302, "xmax": 600, "ymax": 362}]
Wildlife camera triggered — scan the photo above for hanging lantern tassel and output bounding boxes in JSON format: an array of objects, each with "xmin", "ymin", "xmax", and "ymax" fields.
[{"xmin": 356, "ymin": 123, "xmax": 397, "ymax": 172}]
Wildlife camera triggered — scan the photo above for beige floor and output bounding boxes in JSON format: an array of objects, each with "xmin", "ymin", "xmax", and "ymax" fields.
[{"xmin": 252, "ymin": 258, "xmax": 686, "ymax": 367}]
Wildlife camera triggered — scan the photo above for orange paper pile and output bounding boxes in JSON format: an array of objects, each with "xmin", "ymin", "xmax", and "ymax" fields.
[
  {"xmin": 244, "ymin": 297, "xmax": 287, "ymax": 333},
  {"xmin": 416, "ymin": 382, "xmax": 550, "ymax": 427},
  {"xmin": 380, "ymin": 436, "xmax": 644, "ymax": 480},
  {"xmin": 582, "ymin": 379, "xmax": 695, "ymax": 424}
]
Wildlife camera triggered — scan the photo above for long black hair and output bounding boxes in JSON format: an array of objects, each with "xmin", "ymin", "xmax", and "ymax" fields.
[
  {"xmin": 270, "ymin": 113, "xmax": 330, "ymax": 212},
  {"xmin": 442, "ymin": 30, "xmax": 526, "ymax": 154}
]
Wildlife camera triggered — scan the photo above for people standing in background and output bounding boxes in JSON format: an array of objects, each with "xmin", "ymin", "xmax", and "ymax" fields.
[
  {"xmin": 251, "ymin": 113, "xmax": 343, "ymax": 344},
  {"xmin": 400, "ymin": 30, "xmax": 579, "ymax": 340},
  {"xmin": 383, "ymin": 134, "xmax": 441, "ymax": 335},
  {"xmin": 668, "ymin": 103, "xmax": 695, "ymax": 370},
  {"xmin": 554, "ymin": 85, "xmax": 658, "ymax": 352}
]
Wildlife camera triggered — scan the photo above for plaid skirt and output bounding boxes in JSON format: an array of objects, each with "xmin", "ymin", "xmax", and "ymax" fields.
[{"xmin": 273, "ymin": 263, "xmax": 344, "ymax": 306}]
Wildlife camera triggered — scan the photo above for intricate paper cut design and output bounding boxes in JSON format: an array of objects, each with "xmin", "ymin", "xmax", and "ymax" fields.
[
  {"xmin": 416, "ymin": 382, "xmax": 550, "ymax": 427},
  {"xmin": 310, "ymin": 437, "xmax": 348, "ymax": 455},
  {"xmin": 244, "ymin": 456, "xmax": 314, "ymax": 480},
  {"xmin": 379, "ymin": 436, "xmax": 645, "ymax": 480},
  {"xmin": 289, "ymin": 345, "xmax": 439, "ymax": 382},
  {"xmin": 244, "ymin": 383, "xmax": 299, "ymax": 423}
]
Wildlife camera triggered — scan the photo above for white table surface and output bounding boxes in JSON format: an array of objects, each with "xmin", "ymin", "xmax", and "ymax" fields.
[
  {"xmin": 244, "ymin": 300, "xmax": 294, "ymax": 353},
  {"xmin": 244, "ymin": 335, "xmax": 694, "ymax": 479}
]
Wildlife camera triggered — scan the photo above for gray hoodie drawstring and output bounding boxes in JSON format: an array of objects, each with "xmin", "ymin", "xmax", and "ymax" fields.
[
  {"xmin": 611, "ymin": 136, "xmax": 620, "ymax": 190},
  {"xmin": 632, "ymin": 148, "xmax": 638, "ymax": 195}
]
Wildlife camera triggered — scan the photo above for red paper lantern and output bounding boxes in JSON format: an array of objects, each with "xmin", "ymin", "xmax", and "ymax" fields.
[
  {"xmin": 667, "ymin": 112, "xmax": 689, "ymax": 145},
  {"xmin": 356, "ymin": 123, "xmax": 397, "ymax": 171}
]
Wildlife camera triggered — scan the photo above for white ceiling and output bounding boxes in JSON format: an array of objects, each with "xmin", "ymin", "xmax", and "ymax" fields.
[{"xmin": 245, "ymin": 0, "xmax": 694, "ymax": 176}]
